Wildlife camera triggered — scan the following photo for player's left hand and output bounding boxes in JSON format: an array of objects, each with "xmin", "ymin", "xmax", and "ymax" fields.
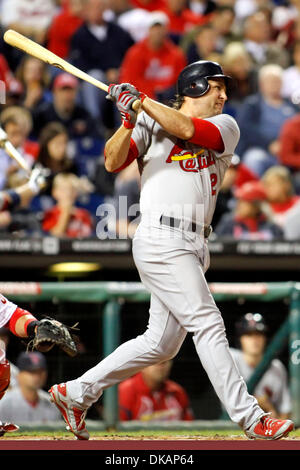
[{"xmin": 28, "ymin": 317, "xmax": 79, "ymax": 357}]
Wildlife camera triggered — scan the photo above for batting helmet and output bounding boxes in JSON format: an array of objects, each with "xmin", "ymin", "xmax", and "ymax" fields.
[
  {"xmin": 235, "ymin": 313, "xmax": 268, "ymax": 337},
  {"xmin": 176, "ymin": 60, "xmax": 232, "ymax": 98}
]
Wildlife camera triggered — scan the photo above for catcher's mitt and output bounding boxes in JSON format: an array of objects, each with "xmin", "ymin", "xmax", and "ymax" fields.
[{"xmin": 28, "ymin": 318, "xmax": 79, "ymax": 357}]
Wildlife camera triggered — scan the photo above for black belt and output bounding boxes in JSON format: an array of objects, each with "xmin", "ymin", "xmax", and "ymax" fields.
[{"xmin": 159, "ymin": 215, "xmax": 212, "ymax": 238}]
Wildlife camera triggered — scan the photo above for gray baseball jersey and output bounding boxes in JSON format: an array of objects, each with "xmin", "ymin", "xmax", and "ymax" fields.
[
  {"xmin": 132, "ymin": 111, "xmax": 240, "ymax": 225},
  {"xmin": 0, "ymin": 387, "xmax": 60, "ymax": 423},
  {"xmin": 230, "ymin": 348, "xmax": 291, "ymax": 415}
]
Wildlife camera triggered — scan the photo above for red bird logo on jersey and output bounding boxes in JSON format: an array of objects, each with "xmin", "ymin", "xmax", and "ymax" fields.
[{"xmin": 166, "ymin": 143, "xmax": 215, "ymax": 173}]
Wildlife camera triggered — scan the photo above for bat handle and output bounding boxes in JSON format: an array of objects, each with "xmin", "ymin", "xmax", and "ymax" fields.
[{"xmin": 132, "ymin": 99, "xmax": 142, "ymax": 112}]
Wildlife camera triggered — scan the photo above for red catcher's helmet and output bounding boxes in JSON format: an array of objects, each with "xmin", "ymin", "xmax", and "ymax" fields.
[{"xmin": 234, "ymin": 181, "xmax": 267, "ymax": 202}]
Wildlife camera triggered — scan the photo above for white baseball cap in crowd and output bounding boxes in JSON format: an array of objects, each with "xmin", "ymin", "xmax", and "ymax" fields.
[{"xmin": 148, "ymin": 11, "xmax": 169, "ymax": 28}]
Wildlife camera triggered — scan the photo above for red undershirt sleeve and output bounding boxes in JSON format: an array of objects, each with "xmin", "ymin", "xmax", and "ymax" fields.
[
  {"xmin": 104, "ymin": 139, "xmax": 139, "ymax": 173},
  {"xmin": 189, "ymin": 118, "xmax": 224, "ymax": 152}
]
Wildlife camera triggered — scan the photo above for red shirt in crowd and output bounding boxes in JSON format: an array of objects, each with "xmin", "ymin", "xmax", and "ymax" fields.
[
  {"xmin": 160, "ymin": 6, "xmax": 211, "ymax": 35},
  {"xmin": 129, "ymin": 0, "xmax": 167, "ymax": 11},
  {"xmin": 119, "ymin": 372, "xmax": 194, "ymax": 421},
  {"xmin": 23, "ymin": 141, "xmax": 39, "ymax": 161},
  {"xmin": 270, "ymin": 196, "xmax": 300, "ymax": 215},
  {"xmin": 279, "ymin": 114, "xmax": 300, "ymax": 170},
  {"xmin": 42, "ymin": 206, "xmax": 93, "ymax": 238},
  {"xmin": 0, "ymin": 54, "xmax": 23, "ymax": 94},
  {"xmin": 47, "ymin": 7, "xmax": 83, "ymax": 58},
  {"xmin": 120, "ymin": 38, "xmax": 187, "ymax": 99},
  {"xmin": 269, "ymin": 195, "xmax": 300, "ymax": 228}
]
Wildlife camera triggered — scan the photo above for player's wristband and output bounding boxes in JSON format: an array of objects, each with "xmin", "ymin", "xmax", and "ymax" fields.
[
  {"xmin": 121, "ymin": 110, "xmax": 136, "ymax": 129},
  {"xmin": 139, "ymin": 92, "xmax": 147, "ymax": 103},
  {"xmin": 122, "ymin": 119, "xmax": 135, "ymax": 129}
]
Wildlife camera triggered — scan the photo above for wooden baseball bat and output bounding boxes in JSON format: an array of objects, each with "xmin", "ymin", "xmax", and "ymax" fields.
[
  {"xmin": 0, "ymin": 127, "xmax": 31, "ymax": 175},
  {"xmin": 3, "ymin": 29, "xmax": 141, "ymax": 111}
]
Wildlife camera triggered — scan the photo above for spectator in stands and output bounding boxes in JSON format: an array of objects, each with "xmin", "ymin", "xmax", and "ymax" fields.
[
  {"xmin": 230, "ymin": 313, "xmax": 291, "ymax": 419},
  {"xmin": 271, "ymin": 1, "xmax": 299, "ymax": 51},
  {"xmin": 35, "ymin": 122, "xmax": 78, "ymax": 179},
  {"xmin": 119, "ymin": 359, "xmax": 194, "ymax": 421},
  {"xmin": 261, "ymin": 165, "xmax": 300, "ymax": 232},
  {"xmin": 278, "ymin": 112, "xmax": 300, "ymax": 193},
  {"xmin": 2, "ymin": 81, "xmax": 24, "ymax": 110},
  {"xmin": 69, "ymin": 0, "xmax": 134, "ymax": 120},
  {"xmin": 15, "ymin": 56, "xmax": 52, "ymax": 111},
  {"xmin": 113, "ymin": 160, "xmax": 140, "ymax": 239},
  {"xmin": 242, "ymin": 11, "xmax": 290, "ymax": 68},
  {"xmin": 47, "ymin": 0, "xmax": 85, "ymax": 59},
  {"xmin": 0, "ymin": 0, "xmax": 57, "ymax": 45},
  {"xmin": 234, "ymin": 0, "xmax": 261, "ymax": 22},
  {"xmin": 0, "ymin": 54, "xmax": 23, "ymax": 103},
  {"xmin": 221, "ymin": 42, "xmax": 258, "ymax": 114},
  {"xmin": 92, "ymin": 154, "xmax": 117, "ymax": 199},
  {"xmin": 32, "ymin": 121, "xmax": 95, "ymax": 213},
  {"xmin": 0, "ymin": 165, "xmax": 50, "ymax": 235},
  {"xmin": 0, "ymin": 351, "xmax": 60, "ymax": 423},
  {"xmin": 180, "ymin": 5, "xmax": 237, "ymax": 63},
  {"xmin": 42, "ymin": 172, "xmax": 94, "ymax": 238},
  {"xmin": 184, "ymin": 23, "xmax": 219, "ymax": 65},
  {"xmin": 0, "ymin": 106, "xmax": 39, "ymax": 190},
  {"xmin": 211, "ymin": 154, "xmax": 258, "ymax": 229},
  {"xmin": 120, "ymin": 11, "xmax": 187, "ymax": 102},
  {"xmin": 108, "ymin": 0, "xmax": 154, "ymax": 43},
  {"xmin": 215, "ymin": 180, "xmax": 283, "ymax": 240},
  {"xmin": 161, "ymin": 0, "xmax": 211, "ymax": 44},
  {"xmin": 235, "ymin": 64, "xmax": 298, "ymax": 177},
  {"xmin": 281, "ymin": 39, "xmax": 300, "ymax": 105},
  {"xmin": 32, "ymin": 73, "xmax": 100, "ymax": 141},
  {"xmin": 188, "ymin": 0, "xmax": 217, "ymax": 17},
  {"xmin": 209, "ymin": 5, "xmax": 237, "ymax": 52},
  {"xmin": 129, "ymin": 0, "xmax": 167, "ymax": 12}
]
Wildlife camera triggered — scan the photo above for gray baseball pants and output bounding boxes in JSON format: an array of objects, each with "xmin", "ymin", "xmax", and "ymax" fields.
[{"xmin": 66, "ymin": 219, "xmax": 263, "ymax": 429}]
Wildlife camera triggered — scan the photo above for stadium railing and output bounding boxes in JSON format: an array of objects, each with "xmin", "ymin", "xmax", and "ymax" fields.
[{"xmin": 2, "ymin": 281, "xmax": 300, "ymax": 431}]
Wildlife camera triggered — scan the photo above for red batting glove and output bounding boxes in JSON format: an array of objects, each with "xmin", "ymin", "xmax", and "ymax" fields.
[{"xmin": 117, "ymin": 90, "xmax": 138, "ymax": 129}]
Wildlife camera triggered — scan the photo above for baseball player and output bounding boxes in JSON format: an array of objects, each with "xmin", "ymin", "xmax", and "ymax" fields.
[
  {"xmin": 232, "ymin": 313, "xmax": 291, "ymax": 419},
  {"xmin": 49, "ymin": 60, "xmax": 294, "ymax": 440},
  {"xmin": 0, "ymin": 166, "xmax": 77, "ymax": 436}
]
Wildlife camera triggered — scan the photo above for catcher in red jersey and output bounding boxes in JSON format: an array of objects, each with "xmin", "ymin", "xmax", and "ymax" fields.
[{"xmin": 0, "ymin": 166, "xmax": 78, "ymax": 436}]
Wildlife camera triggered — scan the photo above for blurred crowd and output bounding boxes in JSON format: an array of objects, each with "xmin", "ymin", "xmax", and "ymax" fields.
[{"xmin": 0, "ymin": 0, "xmax": 300, "ymax": 240}]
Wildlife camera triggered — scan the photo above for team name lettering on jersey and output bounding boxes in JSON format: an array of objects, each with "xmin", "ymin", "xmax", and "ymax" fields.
[{"xmin": 166, "ymin": 143, "xmax": 216, "ymax": 173}]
